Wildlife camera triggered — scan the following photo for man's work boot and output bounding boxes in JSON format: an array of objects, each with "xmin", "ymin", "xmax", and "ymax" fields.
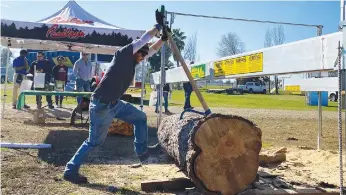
[
  {"xmin": 63, "ymin": 172, "xmax": 88, "ymax": 184},
  {"xmin": 24, "ymin": 104, "xmax": 30, "ymax": 109}
]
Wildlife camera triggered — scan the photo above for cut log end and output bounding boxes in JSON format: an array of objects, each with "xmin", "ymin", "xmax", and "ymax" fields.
[
  {"xmin": 192, "ymin": 114, "xmax": 262, "ymax": 195},
  {"xmin": 158, "ymin": 113, "xmax": 262, "ymax": 195}
]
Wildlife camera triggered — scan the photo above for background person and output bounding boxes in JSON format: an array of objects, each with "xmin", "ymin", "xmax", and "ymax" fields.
[
  {"xmin": 155, "ymin": 83, "xmax": 171, "ymax": 114},
  {"xmin": 52, "ymin": 56, "xmax": 68, "ymax": 108},
  {"xmin": 12, "ymin": 49, "xmax": 30, "ymax": 109},
  {"xmin": 183, "ymin": 61, "xmax": 194, "ymax": 110},
  {"xmin": 30, "ymin": 52, "xmax": 54, "ymax": 109},
  {"xmin": 73, "ymin": 52, "xmax": 92, "ymax": 104}
]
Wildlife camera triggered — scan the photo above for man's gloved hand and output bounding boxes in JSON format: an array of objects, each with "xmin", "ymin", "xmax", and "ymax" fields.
[
  {"xmin": 155, "ymin": 9, "xmax": 165, "ymax": 26},
  {"xmin": 161, "ymin": 26, "xmax": 171, "ymax": 41}
]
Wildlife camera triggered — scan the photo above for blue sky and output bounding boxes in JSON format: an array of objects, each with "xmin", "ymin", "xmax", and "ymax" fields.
[{"xmin": 0, "ymin": 1, "xmax": 342, "ymax": 63}]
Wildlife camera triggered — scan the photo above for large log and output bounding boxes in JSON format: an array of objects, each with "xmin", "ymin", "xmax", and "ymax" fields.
[{"xmin": 157, "ymin": 113, "xmax": 262, "ymax": 195}]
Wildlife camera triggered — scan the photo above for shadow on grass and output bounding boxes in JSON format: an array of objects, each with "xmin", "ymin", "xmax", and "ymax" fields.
[{"xmin": 38, "ymin": 126, "xmax": 173, "ymax": 166}]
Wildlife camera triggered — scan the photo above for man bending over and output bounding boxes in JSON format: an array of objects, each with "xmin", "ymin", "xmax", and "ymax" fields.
[{"xmin": 63, "ymin": 12, "xmax": 168, "ymax": 184}]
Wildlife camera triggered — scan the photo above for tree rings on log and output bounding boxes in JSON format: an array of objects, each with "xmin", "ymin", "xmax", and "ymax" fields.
[{"xmin": 157, "ymin": 113, "xmax": 262, "ymax": 195}]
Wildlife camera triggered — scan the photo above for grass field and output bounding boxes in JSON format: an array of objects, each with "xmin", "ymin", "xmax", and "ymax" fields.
[
  {"xmin": 145, "ymin": 85, "xmax": 338, "ymax": 111},
  {"xmin": 2, "ymin": 83, "xmax": 338, "ymax": 111}
]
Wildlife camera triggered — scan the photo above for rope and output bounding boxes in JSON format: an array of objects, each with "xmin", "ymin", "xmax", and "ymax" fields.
[
  {"xmin": 167, "ymin": 11, "xmax": 322, "ymax": 28},
  {"xmin": 338, "ymin": 41, "xmax": 344, "ymax": 195}
]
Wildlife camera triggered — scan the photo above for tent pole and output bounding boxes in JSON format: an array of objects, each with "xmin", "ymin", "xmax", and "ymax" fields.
[
  {"xmin": 157, "ymin": 8, "xmax": 167, "ymax": 128},
  {"xmin": 158, "ymin": 45, "xmax": 165, "ymax": 128},
  {"xmin": 2, "ymin": 47, "xmax": 10, "ymax": 119},
  {"xmin": 317, "ymin": 26, "xmax": 322, "ymax": 150},
  {"xmin": 140, "ymin": 60, "xmax": 146, "ymax": 111}
]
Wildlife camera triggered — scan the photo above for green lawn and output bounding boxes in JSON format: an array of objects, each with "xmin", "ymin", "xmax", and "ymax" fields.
[
  {"xmin": 2, "ymin": 83, "xmax": 338, "ymax": 111},
  {"xmin": 167, "ymin": 90, "xmax": 338, "ymax": 111},
  {"xmin": 145, "ymin": 85, "xmax": 338, "ymax": 111}
]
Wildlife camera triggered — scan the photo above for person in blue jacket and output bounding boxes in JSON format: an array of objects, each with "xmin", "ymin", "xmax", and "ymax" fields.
[
  {"xmin": 12, "ymin": 49, "xmax": 30, "ymax": 109},
  {"xmin": 29, "ymin": 52, "xmax": 54, "ymax": 109}
]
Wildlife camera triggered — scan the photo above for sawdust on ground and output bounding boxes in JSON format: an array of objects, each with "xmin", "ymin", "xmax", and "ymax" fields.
[{"xmin": 261, "ymin": 147, "xmax": 345, "ymax": 189}]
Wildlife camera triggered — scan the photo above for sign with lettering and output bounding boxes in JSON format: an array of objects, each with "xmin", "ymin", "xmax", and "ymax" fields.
[
  {"xmin": 46, "ymin": 24, "xmax": 85, "ymax": 39},
  {"xmin": 191, "ymin": 64, "xmax": 206, "ymax": 79},
  {"xmin": 214, "ymin": 52, "xmax": 263, "ymax": 77},
  {"xmin": 48, "ymin": 17, "xmax": 94, "ymax": 24}
]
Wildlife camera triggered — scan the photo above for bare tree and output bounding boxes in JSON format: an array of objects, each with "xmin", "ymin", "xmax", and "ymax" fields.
[
  {"xmin": 272, "ymin": 25, "xmax": 285, "ymax": 45},
  {"xmin": 264, "ymin": 27, "xmax": 273, "ymax": 47},
  {"xmin": 263, "ymin": 27, "xmax": 273, "ymax": 93},
  {"xmin": 265, "ymin": 25, "xmax": 285, "ymax": 94},
  {"xmin": 216, "ymin": 32, "xmax": 245, "ymax": 57},
  {"xmin": 183, "ymin": 32, "xmax": 198, "ymax": 63}
]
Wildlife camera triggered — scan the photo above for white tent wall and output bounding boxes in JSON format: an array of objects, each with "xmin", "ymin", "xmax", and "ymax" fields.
[{"xmin": 150, "ymin": 32, "xmax": 342, "ymax": 84}]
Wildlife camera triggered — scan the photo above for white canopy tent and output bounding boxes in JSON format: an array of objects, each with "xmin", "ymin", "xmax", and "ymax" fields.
[{"xmin": 1, "ymin": 0, "xmax": 147, "ymax": 118}]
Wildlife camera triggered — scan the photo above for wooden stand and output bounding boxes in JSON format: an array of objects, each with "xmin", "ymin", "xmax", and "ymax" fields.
[{"xmin": 157, "ymin": 113, "xmax": 262, "ymax": 195}]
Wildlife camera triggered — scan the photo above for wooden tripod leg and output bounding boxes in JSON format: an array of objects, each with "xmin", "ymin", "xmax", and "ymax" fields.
[{"xmin": 164, "ymin": 28, "xmax": 211, "ymax": 115}]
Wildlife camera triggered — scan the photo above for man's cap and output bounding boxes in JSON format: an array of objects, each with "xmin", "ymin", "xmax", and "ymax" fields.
[
  {"xmin": 20, "ymin": 49, "xmax": 27, "ymax": 55},
  {"xmin": 138, "ymin": 44, "xmax": 149, "ymax": 55}
]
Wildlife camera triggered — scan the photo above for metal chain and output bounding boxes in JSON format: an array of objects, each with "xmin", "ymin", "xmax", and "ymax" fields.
[{"xmin": 338, "ymin": 40, "xmax": 344, "ymax": 195}]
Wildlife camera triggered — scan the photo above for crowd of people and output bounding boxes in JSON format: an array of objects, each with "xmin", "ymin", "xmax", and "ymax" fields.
[
  {"xmin": 11, "ymin": 49, "xmax": 195, "ymax": 112},
  {"xmin": 11, "ymin": 49, "xmax": 93, "ymax": 109}
]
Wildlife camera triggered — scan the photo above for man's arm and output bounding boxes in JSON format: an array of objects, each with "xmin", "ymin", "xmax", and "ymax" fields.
[
  {"xmin": 132, "ymin": 24, "xmax": 162, "ymax": 54},
  {"xmin": 72, "ymin": 60, "xmax": 79, "ymax": 78},
  {"xmin": 28, "ymin": 61, "xmax": 35, "ymax": 75},
  {"xmin": 144, "ymin": 39, "xmax": 165, "ymax": 60}
]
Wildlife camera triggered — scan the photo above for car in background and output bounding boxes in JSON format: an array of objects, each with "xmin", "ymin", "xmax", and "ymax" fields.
[{"xmin": 238, "ymin": 82, "xmax": 267, "ymax": 94}]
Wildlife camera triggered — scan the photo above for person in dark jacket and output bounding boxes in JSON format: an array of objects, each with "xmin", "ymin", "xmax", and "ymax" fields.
[
  {"xmin": 29, "ymin": 52, "xmax": 54, "ymax": 109},
  {"xmin": 155, "ymin": 83, "xmax": 171, "ymax": 113},
  {"xmin": 183, "ymin": 61, "xmax": 194, "ymax": 110},
  {"xmin": 52, "ymin": 56, "xmax": 68, "ymax": 108}
]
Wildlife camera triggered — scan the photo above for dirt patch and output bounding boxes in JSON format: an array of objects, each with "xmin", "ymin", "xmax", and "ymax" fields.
[{"xmin": 1, "ymin": 103, "xmax": 344, "ymax": 194}]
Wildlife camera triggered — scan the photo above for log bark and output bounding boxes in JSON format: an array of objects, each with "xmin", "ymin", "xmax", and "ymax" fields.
[{"xmin": 157, "ymin": 113, "xmax": 262, "ymax": 195}]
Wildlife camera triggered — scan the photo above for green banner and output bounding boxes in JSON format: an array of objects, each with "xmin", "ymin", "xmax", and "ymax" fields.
[{"xmin": 191, "ymin": 64, "xmax": 206, "ymax": 79}]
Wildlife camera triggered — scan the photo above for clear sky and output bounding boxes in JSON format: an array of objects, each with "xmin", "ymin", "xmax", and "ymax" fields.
[{"xmin": 0, "ymin": 0, "xmax": 342, "ymax": 63}]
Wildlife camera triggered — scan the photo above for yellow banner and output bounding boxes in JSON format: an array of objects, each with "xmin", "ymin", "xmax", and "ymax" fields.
[
  {"xmin": 190, "ymin": 64, "xmax": 206, "ymax": 79},
  {"xmin": 214, "ymin": 52, "xmax": 263, "ymax": 77},
  {"xmin": 285, "ymin": 85, "xmax": 301, "ymax": 92},
  {"xmin": 52, "ymin": 56, "xmax": 74, "ymax": 67}
]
